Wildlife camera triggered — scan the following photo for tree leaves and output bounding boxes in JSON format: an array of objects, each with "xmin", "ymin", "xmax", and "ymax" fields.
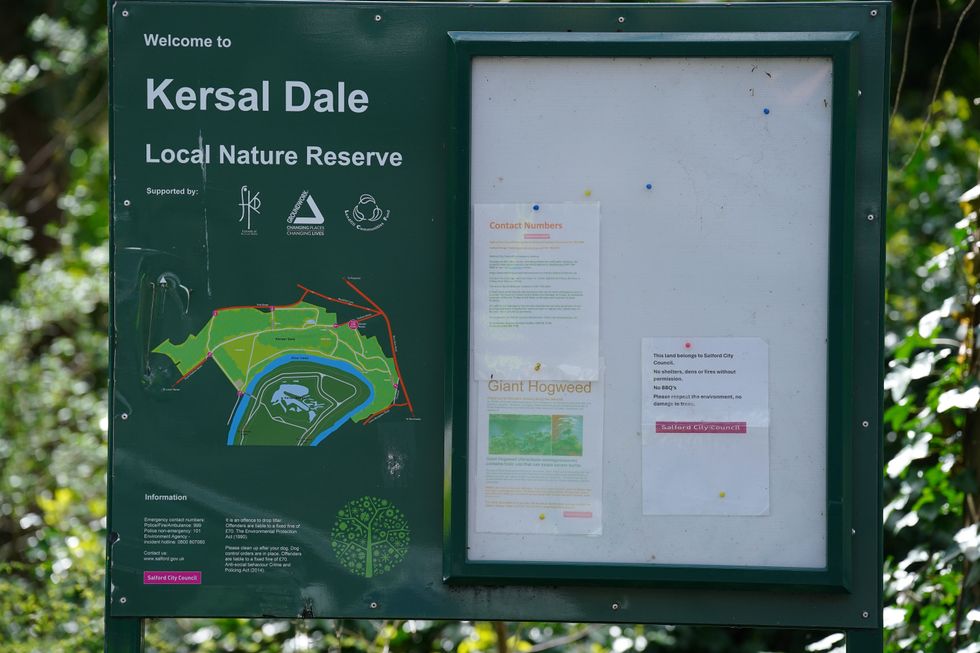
[{"xmin": 885, "ymin": 94, "xmax": 980, "ymax": 651}]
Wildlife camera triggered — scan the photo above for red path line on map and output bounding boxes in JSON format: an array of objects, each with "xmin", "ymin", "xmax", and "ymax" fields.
[
  {"xmin": 212, "ymin": 293, "xmax": 308, "ymax": 315},
  {"xmin": 296, "ymin": 284, "xmax": 373, "ymax": 312},
  {"xmin": 175, "ymin": 284, "xmax": 414, "ymax": 421},
  {"xmin": 174, "ymin": 358, "xmax": 208, "ymax": 385},
  {"xmin": 214, "ymin": 304, "xmax": 259, "ymax": 312},
  {"xmin": 364, "ymin": 402, "xmax": 409, "ymax": 425},
  {"xmin": 343, "ymin": 278, "xmax": 415, "ymax": 416},
  {"xmin": 278, "ymin": 293, "xmax": 308, "ymax": 308},
  {"xmin": 175, "ymin": 293, "xmax": 314, "ymax": 386}
]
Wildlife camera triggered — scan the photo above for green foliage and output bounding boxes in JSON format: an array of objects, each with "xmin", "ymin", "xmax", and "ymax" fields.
[
  {"xmin": 883, "ymin": 93, "xmax": 980, "ymax": 652},
  {"xmin": 0, "ymin": 2, "xmax": 979, "ymax": 652},
  {"xmin": 142, "ymin": 618, "xmax": 826, "ymax": 653},
  {"xmin": 0, "ymin": 146, "xmax": 110, "ymax": 650},
  {"xmin": 887, "ymin": 93, "xmax": 980, "ymax": 326},
  {"xmin": 0, "ymin": 12, "xmax": 105, "ymax": 103},
  {"xmin": 0, "ymin": 1, "xmax": 109, "ymax": 650}
]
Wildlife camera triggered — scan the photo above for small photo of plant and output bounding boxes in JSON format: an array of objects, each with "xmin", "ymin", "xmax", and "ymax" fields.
[{"xmin": 488, "ymin": 414, "xmax": 583, "ymax": 456}]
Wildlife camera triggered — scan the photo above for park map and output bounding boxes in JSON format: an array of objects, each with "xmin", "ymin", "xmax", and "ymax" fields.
[{"xmin": 153, "ymin": 280, "xmax": 413, "ymax": 446}]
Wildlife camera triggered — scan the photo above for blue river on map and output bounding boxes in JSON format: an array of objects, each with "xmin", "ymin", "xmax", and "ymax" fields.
[{"xmin": 227, "ymin": 354, "xmax": 375, "ymax": 447}]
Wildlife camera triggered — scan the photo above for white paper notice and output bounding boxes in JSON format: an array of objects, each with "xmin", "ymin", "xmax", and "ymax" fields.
[
  {"xmin": 473, "ymin": 376, "xmax": 603, "ymax": 535},
  {"xmin": 641, "ymin": 337, "xmax": 770, "ymax": 516},
  {"xmin": 472, "ymin": 202, "xmax": 600, "ymax": 381}
]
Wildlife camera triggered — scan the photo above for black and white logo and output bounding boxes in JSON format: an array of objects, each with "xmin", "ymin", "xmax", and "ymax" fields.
[
  {"xmin": 345, "ymin": 194, "xmax": 389, "ymax": 232},
  {"xmin": 286, "ymin": 190, "xmax": 325, "ymax": 236},
  {"xmin": 238, "ymin": 185, "xmax": 261, "ymax": 235}
]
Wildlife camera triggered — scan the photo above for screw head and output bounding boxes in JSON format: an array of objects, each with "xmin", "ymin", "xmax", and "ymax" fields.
[
  {"xmin": 866, "ymin": 213, "xmax": 875, "ymax": 221},
  {"xmin": 370, "ymin": 601, "xmax": 379, "ymax": 609},
  {"xmin": 374, "ymin": 14, "xmax": 382, "ymax": 22},
  {"xmin": 870, "ymin": 9, "xmax": 878, "ymax": 16},
  {"xmin": 121, "ymin": 413, "xmax": 129, "ymax": 421},
  {"xmin": 862, "ymin": 610, "xmax": 870, "ymax": 618},
  {"xmin": 122, "ymin": 9, "xmax": 129, "ymax": 17},
  {"xmin": 862, "ymin": 420, "xmax": 870, "ymax": 427},
  {"xmin": 120, "ymin": 596, "xmax": 128, "ymax": 604},
  {"xmin": 611, "ymin": 602, "xmax": 620, "ymax": 610},
  {"xmin": 123, "ymin": 199, "xmax": 131, "ymax": 207},
  {"xmin": 617, "ymin": 16, "xmax": 625, "ymax": 23}
]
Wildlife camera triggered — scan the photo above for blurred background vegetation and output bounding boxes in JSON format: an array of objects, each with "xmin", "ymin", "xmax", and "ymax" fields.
[{"xmin": 0, "ymin": 0, "xmax": 978, "ymax": 651}]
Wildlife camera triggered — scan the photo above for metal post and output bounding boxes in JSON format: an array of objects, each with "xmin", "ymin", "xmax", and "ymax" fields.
[
  {"xmin": 105, "ymin": 617, "xmax": 144, "ymax": 653},
  {"xmin": 845, "ymin": 627, "xmax": 883, "ymax": 653}
]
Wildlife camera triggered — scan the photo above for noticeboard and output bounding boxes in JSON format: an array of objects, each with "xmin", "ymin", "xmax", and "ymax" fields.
[
  {"xmin": 448, "ymin": 35, "xmax": 855, "ymax": 588},
  {"xmin": 107, "ymin": 0, "xmax": 888, "ymax": 641}
]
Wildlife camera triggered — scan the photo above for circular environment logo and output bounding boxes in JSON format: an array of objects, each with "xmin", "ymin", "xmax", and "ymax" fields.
[
  {"xmin": 345, "ymin": 194, "xmax": 390, "ymax": 232},
  {"xmin": 330, "ymin": 496, "xmax": 410, "ymax": 578}
]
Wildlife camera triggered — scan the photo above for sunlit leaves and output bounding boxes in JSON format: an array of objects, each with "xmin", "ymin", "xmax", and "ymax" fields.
[
  {"xmin": 884, "ymin": 93, "xmax": 980, "ymax": 652},
  {"xmin": 0, "ymin": 14, "xmax": 107, "ymax": 99},
  {"xmin": 0, "ymin": 213, "xmax": 34, "ymax": 264},
  {"xmin": 0, "ymin": 3, "xmax": 110, "ymax": 648}
]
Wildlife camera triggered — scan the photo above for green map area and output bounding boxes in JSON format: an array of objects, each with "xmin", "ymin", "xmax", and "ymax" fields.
[{"xmin": 153, "ymin": 285, "xmax": 408, "ymax": 446}]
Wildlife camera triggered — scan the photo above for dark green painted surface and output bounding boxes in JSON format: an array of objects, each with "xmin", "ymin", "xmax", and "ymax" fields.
[{"xmin": 108, "ymin": 0, "xmax": 888, "ymax": 630}]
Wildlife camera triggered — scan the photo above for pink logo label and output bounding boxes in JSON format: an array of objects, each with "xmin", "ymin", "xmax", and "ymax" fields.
[
  {"xmin": 656, "ymin": 421, "xmax": 747, "ymax": 434},
  {"xmin": 562, "ymin": 511, "xmax": 593, "ymax": 518},
  {"xmin": 143, "ymin": 571, "xmax": 202, "ymax": 585}
]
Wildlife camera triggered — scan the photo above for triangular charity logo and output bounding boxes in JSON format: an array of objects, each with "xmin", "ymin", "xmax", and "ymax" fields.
[
  {"xmin": 288, "ymin": 191, "xmax": 324, "ymax": 225},
  {"xmin": 286, "ymin": 190, "xmax": 325, "ymax": 236}
]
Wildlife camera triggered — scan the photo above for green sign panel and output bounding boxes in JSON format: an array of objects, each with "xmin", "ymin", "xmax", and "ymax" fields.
[{"xmin": 108, "ymin": 0, "xmax": 888, "ymax": 645}]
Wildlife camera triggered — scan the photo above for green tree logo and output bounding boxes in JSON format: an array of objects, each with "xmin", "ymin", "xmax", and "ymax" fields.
[{"xmin": 330, "ymin": 496, "xmax": 410, "ymax": 578}]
